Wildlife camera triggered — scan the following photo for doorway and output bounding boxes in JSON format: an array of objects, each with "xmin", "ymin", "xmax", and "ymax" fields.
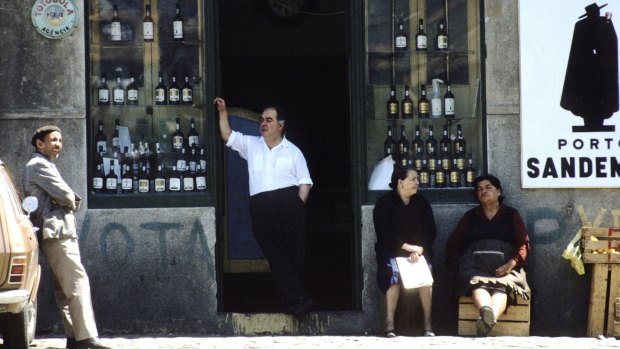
[{"xmin": 217, "ymin": 0, "xmax": 353, "ymax": 312}]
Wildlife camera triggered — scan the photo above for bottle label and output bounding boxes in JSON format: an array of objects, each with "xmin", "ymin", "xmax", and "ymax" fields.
[
  {"xmin": 189, "ymin": 161, "xmax": 197, "ymax": 172},
  {"xmin": 414, "ymin": 158, "xmax": 422, "ymax": 171},
  {"xmin": 143, "ymin": 22, "xmax": 154, "ymax": 40},
  {"xmin": 111, "ymin": 22, "xmax": 122, "ymax": 41},
  {"xmin": 435, "ymin": 171, "xmax": 445, "ymax": 184},
  {"xmin": 183, "ymin": 178, "xmax": 194, "ymax": 191},
  {"xmin": 403, "ymin": 102, "xmax": 413, "ymax": 116},
  {"xmin": 419, "ymin": 102, "xmax": 429, "ymax": 114},
  {"xmin": 121, "ymin": 178, "xmax": 133, "ymax": 190},
  {"xmin": 173, "ymin": 136, "xmax": 183, "ymax": 150},
  {"xmin": 98, "ymin": 89, "xmax": 109, "ymax": 103},
  {"xmin": 431, "ymin": 98, "xmax": 442, "ymax": 116},
  {"xmin": 445, "ymin": 98, "xmax": 455, "ymax": 116},
  {"xmin": 188, "ymin": 136, "xmax": 199, "ymax": 147},
  {"xmin": 93, "ymin": 177, "xmax": 103, "ymax": 189},
  {"xmin": 106, "ymin": 178, "xmax": 117, "ymax": 190},
  {"xmin": 169, "ymin": 178, "xmax": 181, "ymax": 191},
  {"xmin": 182, "ymin": 89, "xmax": 193, "ymax": 102},
  {"xmin": 176, "ymin": 159, "xmax": 186, "ymax": 170},
  {"xmin": 173, "ymin": 21, "xmax": 183, "ymax": 39},
  {"xmin": 128, "ymin": 90, "xmax": 138, "ymax": 101},
  {"xmin": 97, "ymin": 141, "xmax": 107, "ymax": 154},
  {"xmin": 420, "ymin": 172, "xmax": 429, "ymax": 184},
  {"xmin": 200, "ymin": 160, "xmax": 207, "ymax": 171},
  {"xmin": 155, "ymin": 89, "xmax": 165, "ymax": 102},
  {"xmin": 457, "ymin": 158, "xmax": 466, "ymax": 170},
  {"xmin": 417, "ymin": 36, "xmax": 427, "ymax": 49},
  {"xmin": 113, "ymin": 89, "xmax": 124, "ymax": 104},
  {"xmin": 428, "ymin": 159, "xmax": 436, "ymax": 171},
  {"xmin": 169, "ymin": 89, "xmax": 180, "ymax": 102},
  {"xmin": 155, "ymin": 178, "xmax": 166, "ymax": 192},
  {"xmin": 395, "ymin": 36, "xmax": 407, "ymax": 49},
  {"xmin": 138, "ymin": 179, "xmax": 149, "ymax": 192},
  {"xmin": 388, "ymin": 103, "xmax": 398, "ymax": 115},
  {"xmin": 466, "ymin": 171, "xmax": 475, "ymax": 184},
  {"xmin": 450, "ymin": 172, "xmax": 460, "ymax": 185},
  {"xmin": 196, "ymin": 176, "xmax": 206, "ymax": 190},
  {"xmin": 442, "ymin": 158, "xmax": 451, "ymax": 170},
  {"xmin": 438, "ymin": 36, "xmax": 448, "ymax": 49}
]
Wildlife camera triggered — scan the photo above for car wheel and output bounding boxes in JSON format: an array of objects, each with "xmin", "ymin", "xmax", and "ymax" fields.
[{"xmin": 3, "ymin": 299, "xmax": 37, "ymax": 349}]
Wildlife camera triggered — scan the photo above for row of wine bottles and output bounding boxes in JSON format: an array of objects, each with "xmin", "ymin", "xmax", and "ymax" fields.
[
  {"xmin": 94, "ymin": 117, "xmax": 200, "ymax": 155},
  {"xmin": 395, "ymin": 18, "xmax": 448, "ymax": 52},
  {"xmin": 107, "ymin": 3, "xmax": 185, "ymax": 42},
  {"xmin": 97, "ymin": 71, "xmax": 193, "ymax": 106},
  {"xmin": 383, "ymin": 123, "xmax": 477, "ymax": 188},
  {"xmin": 386, "ymin": 81, "xmax": 455, "ymax": 119}
]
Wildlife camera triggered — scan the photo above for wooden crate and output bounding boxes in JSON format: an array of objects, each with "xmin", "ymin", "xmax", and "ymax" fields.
[
  {"xmin": 582, "ymin": 227, "xmax": 620, "ymax": 263},
  {"xmin": 587, "ymin": 263, "xmax": 620, "ymax": 337},
  {"xmin": 458, "ymin": 296, "xmax": 530, "ymax": 336}
]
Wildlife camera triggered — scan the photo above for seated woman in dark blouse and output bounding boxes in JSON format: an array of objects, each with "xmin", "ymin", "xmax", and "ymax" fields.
[
  {"xmin": 373, "ymin": 165, "xmax": 437, "ymax": 337},
  {"xmin": 446, "ymin": 174, "xmax": 531, "ymax": 336}
]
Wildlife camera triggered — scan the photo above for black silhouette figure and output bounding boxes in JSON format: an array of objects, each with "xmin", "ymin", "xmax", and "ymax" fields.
[{"xmin": 561, "ymin": 3, "xmax": 618, "ymax": 132}]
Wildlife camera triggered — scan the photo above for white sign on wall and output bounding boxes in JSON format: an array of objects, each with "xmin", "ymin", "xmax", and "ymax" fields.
[{"xmin": 520, "ymin": 1, "xmax": 620, "ymax": 188}]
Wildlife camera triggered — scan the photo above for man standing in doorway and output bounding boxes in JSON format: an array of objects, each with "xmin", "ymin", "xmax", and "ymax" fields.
[
  {"xmin": 23, "ymin": 126, "xmax": 110, "ymax": 349},
  {"xmin": 214, "ymin": 97, "xmax": 314, "ymax": 319}
]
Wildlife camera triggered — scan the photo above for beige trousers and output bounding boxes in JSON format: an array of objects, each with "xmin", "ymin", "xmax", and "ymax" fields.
[{"xmin": 41, "ymin": 237, "xmax": 99, "ymax": 341}]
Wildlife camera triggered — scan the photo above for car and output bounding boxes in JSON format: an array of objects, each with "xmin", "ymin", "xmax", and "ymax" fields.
[{"xmin": 0, "ymin": 160, "xmax": 40, "ymax": 349}]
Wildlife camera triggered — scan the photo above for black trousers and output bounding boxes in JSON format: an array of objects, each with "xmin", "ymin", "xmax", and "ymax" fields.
[{"xmin": 249, "ymin": 186, "xmax": 306, "ymax": 301}]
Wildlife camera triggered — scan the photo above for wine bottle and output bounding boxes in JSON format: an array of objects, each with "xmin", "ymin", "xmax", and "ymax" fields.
[
  {"xmin": 188, "ymin": 147, "xmax": 198, "ymax": 172},
  {"xmin": 121, "ymin": 164, "xmax": 133, "ymax": 194},
  {"xmin": 126, "ymin": 74, "xmax": 138, "ymax": 105},
  {"xmin": 155, "ymin": 71, "xmax": 167, "ymax": 105},
  {"xmin": 444, "ymin": 82, "xmax": 455, "ymax": 118},
  {"xmin": 449, "ymin": 158, "xmax": 462, "ymax": 188},
  {"xmin": 93, "ymin": 164, "xmax": 105, "ymax": 193},
  {"xmin": 154, "ymin": 165, "xmax": 166, "ymax": 193},
  {"xmin": 199, "ymin": 148, "xmax": 207, "ymax": 171},
  {"xmin": 111, "ymin": 119, "xmax": 120, "ymax": 153},
  {"xmin": 465, "ymin": 153, "xmax": 477, "ymax": 187},
  {"xmin": 397, "ymin": 125, "xmax": 409, "ymax": 168},
  {"xmin": 412, "ymin": 125, "xmax": 424, "ymax": 170},
  {"xmin": 434, "ymin": 158, "xmax": 447, "ymax": 188},
  {"xmin": 383, "ymin": 125, "xmax": 396, "ymax": 162},
  {"xmin": 415, "ymin": 19, "xmax": 427, "ymax": 51},
  {"xmin": 418, "ymin": 84, "xmax": 430, "ymax": 118},
  {"xmin": 430, "ymin": 79, "xmax": 443, "ymax": 118},
  {"xmin": 456, "ymin": 145, "xmax": 467, "ymax": 171},
  {"xmin": 439, "ymin": 124, "xmax": 452, "ymax": 156},
  {"xmin": 110, "ymin": 4, "xmax": 121, "ymax": 42},
  {"xmin": 173, "ymin": 3, "xmax": 184, "ymax": 41},
  {"xmin": 143, "ymin": 4, "xmax": 154, "ymax": 42},
  {"xmin": 168, "ymin": 165, "xmax": 181, "ymax": 192},
  {"xmin": 181, "ymin": 75, "xmax": 193, "ymax": 105},
  {"xmin": 176, "ymin": 148, "xmax": 187, "ymax": 174},
  {"xmin": 424, "ymin": 125, "xmax": 437, "ymax": 156},
  {"xmin": 168, "ymin": 75, "xmax": 180, "ymax": 105},
  {"xmin": 187, "ymin": 118, "xmax": 200, "ymax": 148},
  {"xmin": 113, "ymin": 74, "xmax": 125, "ymax": 105},
  {"xmin": 386, "ymin": 85, "xmax": 399, "ymax": 120},
  {"xmin": 172, "ymin": 118, "xmax": 185, "ymax": 152},
  {"xmin": 419, "ymin": 159, "xmax": 430, "ymax": 188},
  {"xmin": 435, "ymin": 18, "xmax": 448, "ymax": 51},
  {"xmin": 401, "ymin": 85, "xmax": 414, "ymax": 119},
  {"xmin": 95, "ymin": 120, "xmax": 107, "ymax": 155},
  {"xmin": 105, "ymin": 159, "xmax": 118, "ymax": 193},
  {"xmin": 395, "ymin": 18, "xmax": 408, "ymax": 52},
  {"xmin": 183, "ymin": 165, "xmax": 195, "ymax": 192},
  {"xmin": 97, "ymin": 73, "xmax": 110, "ymax": 105},
  {"xmin": 138, "ymin": 165, "xmax": 150, "ymax": 193},
  {"xmin": 453, "ymin": 124, "xmax": 466, "ymax": 155},
  {"xmin": 195, "ymin": 165, "xmax": 207, "ymax": 191}
]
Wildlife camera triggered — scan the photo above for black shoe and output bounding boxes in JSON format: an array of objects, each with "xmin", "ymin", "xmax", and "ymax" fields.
[
  {"xmin": 293, "ymin": 297, "xmax": 316, "ymax": 320},
  {"xmin": 76, "ymin": 337, "xmax": 111, "ymax": 349},
  {"xmin": 66, "ymin": 338, "xmax": 77, "ymax": 349}
]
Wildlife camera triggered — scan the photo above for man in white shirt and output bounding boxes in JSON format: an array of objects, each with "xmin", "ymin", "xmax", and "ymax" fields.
[{"xmin": 214, "ymin": 97, "xmax": 314, "ymax": 319}]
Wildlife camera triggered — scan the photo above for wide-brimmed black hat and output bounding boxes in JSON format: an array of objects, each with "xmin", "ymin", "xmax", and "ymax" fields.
[
  {"xmin": 579, "ymin": 3, "xmax": 608, "ymax": 19},
  {"xmin": 31, "ymin": 125, "xmax": 62, "ymax": 147}
]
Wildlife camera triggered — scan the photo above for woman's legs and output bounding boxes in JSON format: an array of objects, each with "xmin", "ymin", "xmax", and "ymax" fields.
[
  {"xmin": 418, "ymin": 286, "xmax": 433, "ymax": 332},
  {"xmin": 472, "ymin": 288, "xmax": 507, "ymax": 319},
  {"xmin": 385, "ymin": 284, "xmax": 400, "ymax": 331}
]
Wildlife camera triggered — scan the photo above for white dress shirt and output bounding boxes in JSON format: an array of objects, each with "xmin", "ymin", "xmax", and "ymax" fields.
[{"xmin": 227, "ymin": 130, "xmax": 313, "ymax": 196}]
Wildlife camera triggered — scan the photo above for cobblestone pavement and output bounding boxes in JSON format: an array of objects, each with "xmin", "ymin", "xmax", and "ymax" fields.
[{"xmin": 24, "ymin": 335, "xmax": 619, "ymax": 349}]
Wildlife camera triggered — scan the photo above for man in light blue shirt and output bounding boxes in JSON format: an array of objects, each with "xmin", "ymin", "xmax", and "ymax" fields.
[{"xmin": 214, "ymin": 97, "xmax": 314, "ymax": 319}]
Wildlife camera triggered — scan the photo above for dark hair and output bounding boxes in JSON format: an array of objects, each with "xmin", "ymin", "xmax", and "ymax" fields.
[
  {"xmin": 31, "ymin": 125, "xmax": 61, "ymax": 147},
  {"xmin": 263, "ymin": 105, "xmax": 287, "ymax": 135},
  {"xmin": 389, "ymin": 165, "xmax": 417, "ymax": 190},
  {"xmin": 474, "ymin": 174, "xmax": 505, "ymax": 203}
]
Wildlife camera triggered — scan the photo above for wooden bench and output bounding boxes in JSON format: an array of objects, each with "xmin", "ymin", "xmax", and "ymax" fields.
[{"xmin": 458, "ymin": 296, "xmax": 531, "ymax": 336}]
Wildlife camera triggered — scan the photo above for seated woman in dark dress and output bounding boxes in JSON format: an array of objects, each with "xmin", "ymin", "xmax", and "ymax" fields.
[
  {"xmin": 446, "ymin": 174, "xmax": 531, "ymax": 336},
  {"xmin": 374, "ymin": 165, "xmax": 437, "ymax": 337}
]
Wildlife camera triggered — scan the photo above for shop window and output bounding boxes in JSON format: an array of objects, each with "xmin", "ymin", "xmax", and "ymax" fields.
[
  {"xmin": 86, "ymin": 0, "xmax": 211, "ymax": 208},
  {"xmin": 365, "ymin": 0, "xmax": 484, "ymax": 202}
]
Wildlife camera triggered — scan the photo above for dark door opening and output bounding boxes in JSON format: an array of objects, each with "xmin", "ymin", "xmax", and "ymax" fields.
[{"xmin": 218, "ymin": 1, "xmax": 353, "ymax": 312}]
